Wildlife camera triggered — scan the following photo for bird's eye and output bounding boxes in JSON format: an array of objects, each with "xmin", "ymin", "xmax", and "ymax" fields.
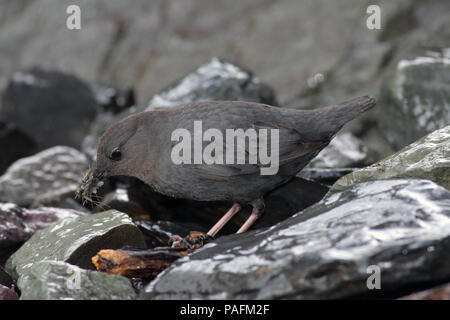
[{"xmin": 110, "ymin": 147, "xmax": 122, "ymax": 161}]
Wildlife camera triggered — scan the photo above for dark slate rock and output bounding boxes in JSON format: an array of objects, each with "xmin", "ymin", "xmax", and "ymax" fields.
[
  {"xmin": 146, "ymin": 57, "xmax": 278, "ymax": 110},
  {"xmin": 0, "ymin": 266, "xmax": 13, "ymax": 288},
  {"xmin": 141, "ymin": 179, "xmax": 450, "ymax": 299},
  {"xmin": 0, "ymin": 146, "xmax": 89, "ymax": 207},
  {"xmin": 5, "ymin": 210, "xmax": 146, "ymax": 283},
  {"xmin": 0, "ymin": 203, "xmax": 85, "ymax": 264},
  {"xmin": 379, "ymin": 57, "xmax": 450, "ymax": 150},
  {"xmin": 92, "ymin": 84, "xmax": 135, "ymax": 114},
  {"xmin": 297, "ymin": 168, "xmax": 356, "ymax": 186},
  {"xmin": 400, "ymin": 282, "xmax": 450, "ymax": 300},
  {"xmin": 252, "ymin": 177, "xmax": 329, "ymax": 230},
  {"xmin": 0, "ymin": 119, "xmax": 36, "ymax": 175},
  {"xmin": 19, "ymin": 261, "xmax": 136, "ymax": 300},
  {"xmin": 331, "ymin": 126, "xmax": 450, "ymax": 192},
  {"xmin": 92, "ymin": 187, "xmax": 151, "ymax": 221},
  {"xmin": 0, "ymin": 284, "xmax": 18, "ymax": 300},
  {"xmin": 0, "ymin": 68, "xmax": 99, "ymax": 151}
]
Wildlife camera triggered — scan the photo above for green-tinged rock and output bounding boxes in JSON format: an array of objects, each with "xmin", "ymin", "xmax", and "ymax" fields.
[
  {"xmin": 19, "ymin": 261, "xmax": 136, "ymax": 300},
  {"xmin": 379, "ymin": 56, "xmax": 450, "ymax": 150},
  {"xmin": 5, "ymin": 210, "xmax": 146, "ymax": 282},
  {"xmin": 330, "ymin": 126, "xmax": 450, "ymax": 192}
]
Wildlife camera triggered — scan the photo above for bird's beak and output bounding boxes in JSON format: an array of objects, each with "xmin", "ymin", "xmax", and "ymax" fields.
[{"xmin": 75, "ymin": 167, "xmax": 105, "ymax": 205}]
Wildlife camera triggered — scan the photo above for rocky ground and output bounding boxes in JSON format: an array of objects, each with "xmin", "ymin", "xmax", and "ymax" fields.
[{"xmin": 0, "ymin": 0, "xmax": 449, "ymax": 300}]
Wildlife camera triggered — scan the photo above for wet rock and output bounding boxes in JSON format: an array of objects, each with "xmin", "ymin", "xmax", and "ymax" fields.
[
  {"xmin": 0, "ymin": 266, "xmax": 13, "ymax": 288},
  {"xmin": 331, "ymin": 126, "xmax": 450, "ymax": 192},
  {"xmin": 0, "ymin": 146, "xmax": 89, "ymax": 207},
  {"xmin": 400, "ymin": 282, "xmax": 450, "ymax": 300},
  {"xmin": 297, "ymin": 168, "xmax": 356, "ymax": 186},
  {"xmin": 136, "ymin": 220, "xmax": 207, "ymax": 249},
  {"xmin": 0, "ymin": 68, "xmax": 99, "ymax": 151},
  {"xmin": 82, "ymin": 58, "xmax": 278, "ymax": 160},
  {"xmin": 0, "ymin": 119, "xmax": 36, "ymax": 175},
  {"xmin": 0, "ymin": 203, "xmax": 85, "ymax": 264},
  {"xmin": 308, "ymin": 132, "xmax": 372, "ymax": 168},
  {"xmin": 379, "ymin": 56, "xmax": 450, "ymax": 150},
  {"xmin": 5, "ymin": 210, "xmax": 146, "ymax": 282},
  {"xmin": 146, "ymin": 57, "xmax": 278, "ymax": 110},
  {"xmin": 141, "ymin": 179, "xmax": 450, "ymax": 300},
  {"xmin": 92, "ymin": 84, "xmax": 135, "ymax": 114},
  {"xmin": 0, "ymin": 284, "xmax": 18, "ymax": 300},
  {"xmin": 360, "ymin": 126, "xmax": 396, "ymax": 165},
  {"xmin": 19, "ymin": 261, "xmax": 137, "ymax": 300}
]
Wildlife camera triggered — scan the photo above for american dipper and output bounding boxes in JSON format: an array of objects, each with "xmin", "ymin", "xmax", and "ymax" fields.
[{"xmin": 77, "ymin": 96, "xmax": 375, "ymax": 236}]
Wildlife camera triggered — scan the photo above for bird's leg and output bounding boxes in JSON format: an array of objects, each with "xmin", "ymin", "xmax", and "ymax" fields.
[
  {"xmin": 207, "ymin": 202, "xmax": 242, "ymax": 237},
  {"xmin": 237, "ymin": 198, "xmax": 265, "ymax": 234}
]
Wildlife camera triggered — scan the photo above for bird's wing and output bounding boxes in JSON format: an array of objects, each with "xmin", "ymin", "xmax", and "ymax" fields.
[
  {"xmin": 252, "ymin": 121, "xmax": 329, "ymax": 165},
  {"xmin": 192, "ymin": 121, "xmax": 329, "ymax": 181}
]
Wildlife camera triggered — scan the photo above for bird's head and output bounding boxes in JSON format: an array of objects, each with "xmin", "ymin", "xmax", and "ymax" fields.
[{"xmin": 75, "ymin": 114, "xmax": 146, "ymax": 205}]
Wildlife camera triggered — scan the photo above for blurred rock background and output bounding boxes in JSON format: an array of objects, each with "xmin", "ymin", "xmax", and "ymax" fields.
[
  {"xmin": 0, "ymin": 0, "xmax": 442, "ymax": 102},
  {"xmin": 0, "ymin": 0, "xmax": 448, "ymax": 162},
  {"xmin": 0, "ymin": 0, "xmax": 449, "ymax": 300}
]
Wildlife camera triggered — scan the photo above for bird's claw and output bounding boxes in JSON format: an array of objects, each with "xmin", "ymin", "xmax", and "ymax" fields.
[{"xmin": 169, "ymin": 231, "xmax": 213, "ymax": 251}]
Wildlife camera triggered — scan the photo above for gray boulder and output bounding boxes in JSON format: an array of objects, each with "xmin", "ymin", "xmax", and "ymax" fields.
[
  {"xmin": 19, "ymin": 261, "xmax": 137, "ymax": 300},
  {"xmin": 331, "ymin": 126, "xmax": 450, "ymax": 192},
  {"xmin": 0, "ymin": 146, "xmax": 89, "ymax": 207},
  {"xmin": 146, "ymin": 57, "xmax": 277, "ymax": 110},
  {"xmin": 0, "ymin": 203, "xmax": 85, "ymax": 264},
  {"xmin": 142, "ymin": 179, "xmax": 450, "ymax": 299},
  {"xmin": 0, "ymin": 68, "xmax": 99, "ymax": 151},
  {"xmin": 0, "ymin": 266, "xmax": 12, "ymax": 288},
  {"xmin": 379, "ymin": 57, "xmax": 450, "ymax": 150},
  {"xmin": 0, "ymin": 120, "xmax": 36, "ymax": 175}
]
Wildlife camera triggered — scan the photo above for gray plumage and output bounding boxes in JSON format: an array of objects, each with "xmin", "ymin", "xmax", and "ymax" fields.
[{"xmin": 80, "ymin": 96, "xmax": 375, "ymax": 206}]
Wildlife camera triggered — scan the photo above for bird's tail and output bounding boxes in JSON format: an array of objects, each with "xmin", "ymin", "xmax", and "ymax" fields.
[
  {"xmin": 333, "ymin": 95, "xmax": 377, "ymax": 117},
  {"xmin": 301, "ymin": 95, "xmax": 376, "ymax": 140}
]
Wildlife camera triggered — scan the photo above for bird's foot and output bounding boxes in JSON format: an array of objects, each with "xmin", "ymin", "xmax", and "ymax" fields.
[{"xmin": 169, "ymin": 231, "xmax": 213, "ymax": 251}]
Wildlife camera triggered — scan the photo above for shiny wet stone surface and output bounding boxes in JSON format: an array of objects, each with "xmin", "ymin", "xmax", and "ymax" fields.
[
  {"xmin": 0, "ymin": 146, "xmax": 89, "ymax": 207},
  {"xmin": 0, "ymin": 203, "xmax": 86, "ymax": 264},
  {"xmin": 19, "ymin": 261, "xmax": 137, "ymax": 300},
  {"xmin": 331, "ymin": 126, "xmax": 450, "ymax": 192},
  {"xmin": 5, "ymin": 210, "xmax": 146, "ymax": 285},
  {"xmin": 141, "ymin": 179, "xmax": 450, "ymax": 299}
]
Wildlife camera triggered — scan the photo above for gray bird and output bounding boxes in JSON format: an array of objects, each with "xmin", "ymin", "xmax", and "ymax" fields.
[{"xmin": 77, "ymin": 96, "xmax": 375, "ymax": 236}]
